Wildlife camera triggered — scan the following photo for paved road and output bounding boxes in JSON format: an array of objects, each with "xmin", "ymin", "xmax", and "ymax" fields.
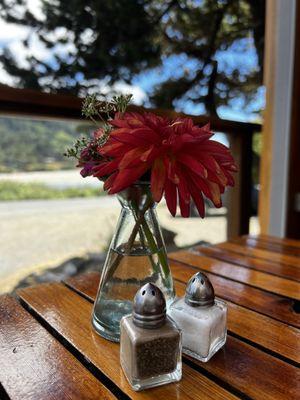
[
  {"xmin": 0, "ymin": 169, "xmax": 99, "ymax": 188},
  {"xmin": 0, "ymin": 197, "xmax": 119, "ymax": 293},
  {"xmin": 0, "ymin": 196, "xmax": 258, "ymax": 293}
]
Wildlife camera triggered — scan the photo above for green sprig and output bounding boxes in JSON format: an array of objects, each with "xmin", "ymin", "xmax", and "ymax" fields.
[
  {"xmin": 111, "ymin": 94, "xmax": 133, "ymax": 113},
  {"xmin": 64, "ymin": 137, "xmax": 89, "ymax": 159},
  {"xmin": 65, "ymin": 93, "xmax": 132, "ymax": 160}
]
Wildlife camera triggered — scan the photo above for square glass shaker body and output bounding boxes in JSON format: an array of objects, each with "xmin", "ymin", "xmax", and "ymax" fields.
[
  {"xmin": 169, "ymin": 297, "xmax": 227, "ymax": 362},
  {"xmin": 120, "ymin": 315, "xmax": 182, "ymax": 391}
]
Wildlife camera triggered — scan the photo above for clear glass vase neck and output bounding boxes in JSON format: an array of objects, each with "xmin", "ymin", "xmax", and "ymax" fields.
[{"xmin": 117, "ymin": 183, "xmax": 156, "ymax": 211}]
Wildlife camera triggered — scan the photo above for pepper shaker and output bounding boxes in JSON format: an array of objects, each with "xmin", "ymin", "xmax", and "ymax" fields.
[
  {"xmin": 169, "ymin": 272, "xmax": 227, "ymax": 362},
  {"xmin": 120, "ymin": 283, "xmax": 182, "ymax": 391}
]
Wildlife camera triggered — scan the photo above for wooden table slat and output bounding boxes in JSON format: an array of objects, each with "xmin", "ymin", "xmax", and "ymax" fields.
[
  {"xmin": 0, "ymin": 295, "xmax": 116, "ymax": 400},
  {"xmin": 248, "ymin": 234, "xmax": 300, "ymax": 250},
  {"xmin": 169, "ymin": 261, "xmax": 300, "ymax": 328},
  {"xmin": 197, "ymin": 245, "xmax": 300, "ymax": 282},
  {"xmin": 189, "ymin": 335, "xmax": 299, "ymax": 400},
  {"xmin": 173, "ymin": 282, "xmax": 300, "ymax": 365},
  {"xmin": 18, "ymin": 283, "xmax": 300, "ymax": 400},
  {"xmin": 17, "ymin": 283, "xmax": 239, "ymax": 400},
  {"xmin": 232, "ymin": 236, "xmax": 300, "ymax": 257},
  {"xmin": 169, "ymin": 251, "xmax": 300, "ymax": 300},
  {"xmin": 245, "ymin": 235, "xmax": 300, "ymax": 254},
  {"xmin": 217, "ymin": 241, "xmax": 300, "ymax": 268}
]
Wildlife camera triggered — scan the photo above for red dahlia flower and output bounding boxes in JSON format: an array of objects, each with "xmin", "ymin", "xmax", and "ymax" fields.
[{"xmin": 82, "ymin": 112, "xmax": 237, "ymax": 218}]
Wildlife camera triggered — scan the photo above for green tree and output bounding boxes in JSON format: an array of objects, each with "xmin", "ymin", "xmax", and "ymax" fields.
[
  {"xmin": 0, "ymin": 0, "xmax": 160, "ymax": 93},
  {"xmin": 149, "ymin": 0, "xmax": 265, "ymax": 116},
  {"xmin": 0, "ymin": 117, "xmax": 90, "ymax": 171},
  {"xmin": 0, "ymin": 0, "xmax": 265, "ymax": 116}
]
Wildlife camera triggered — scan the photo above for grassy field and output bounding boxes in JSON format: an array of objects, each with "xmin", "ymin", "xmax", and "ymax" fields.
[{"xmin": 0, "ymin": 180, "xmax": 103, "ymax": 201}]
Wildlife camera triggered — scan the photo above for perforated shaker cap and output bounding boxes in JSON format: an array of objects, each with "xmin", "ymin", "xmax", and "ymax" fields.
[
  {"xmin": 185, "ymin": 272, "xmax": 215, "ymax": 307},
  {"xmin": 133, "ymin": 283, "xmax": 166, "ymax": 329}
]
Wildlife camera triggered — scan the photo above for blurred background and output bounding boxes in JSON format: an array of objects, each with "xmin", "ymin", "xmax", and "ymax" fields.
[{"xmin": 0, "ymin": 0, "xmax": 266, "ymax": 292}]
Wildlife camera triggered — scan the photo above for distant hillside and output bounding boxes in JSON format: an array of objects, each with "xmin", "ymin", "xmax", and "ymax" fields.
[{"xmin": 0, "ymin": 117, "xmax": 93, "ymax": 172}]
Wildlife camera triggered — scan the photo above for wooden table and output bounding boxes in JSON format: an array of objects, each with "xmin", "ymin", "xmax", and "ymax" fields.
[{"xmin": 1, "ymin": 234, "xmax": 299, "ymax": 399}]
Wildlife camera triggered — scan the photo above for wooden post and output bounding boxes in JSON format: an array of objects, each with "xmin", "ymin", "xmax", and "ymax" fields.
[
  {"xmin": 286, "ymin": 2, "xmax": 300, "ymax": 239},
  {"xmin": 227, "ymin": 132, "xmax": 253, "ymax": 238},
  {"xmin": 227, "ymin": 134, "xmax": 242, "ymax": 238},
  {"xmin": 258, "ymin": 0, "xmax": 296, "ymax": 236}
]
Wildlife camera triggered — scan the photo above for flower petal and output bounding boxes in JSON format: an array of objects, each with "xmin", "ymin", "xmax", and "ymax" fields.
[
  {"xmin": 207, "ymin": 169, "xmax": 227, "ymax": 187},
  {"xmin": 178, "ymin": 190, "xmax": 190, "ymax": 217},
  {"xmin": 165, "ymin": 178, "xmax": 177, "ymax": 216},
  {"xmin": 177, "ymin": 153, "xmax": 208, "ymax": 178},
  {"xmin": 92, "ymin": 159, "xmax": 119, "ymax": 177},
  {"xmin": 167, "ymin": 158, "xmax": 180, "ymax": 184},
  {"xmin": 188, "ymin": 183, "xmax": 205, "ymax": 218},
  {"xmin": 207, "ymin": 181, "xmax": 222, "ymax": 207},
  {"xmin": 151, "ymin": 159, "xmax": 166, "ymax": 202},
  {"xmin": 109, "ymin": 164, "xmax": 149, "ymax": 194},
  {"xmin": 111, "ymin": 131, "xmax": 151, "ymax": 147},
  {"xmin": 177, "ymin": 168, "xmax": 190, "ymax": 217},
  {"xmin": 103, "ymin": 171, "xmax": 118, "ymax": 191},
  {"xmin": 99, "ymin": 140, "xmax": 129, "ymax": 157},
  {"xmin": 118, "ymin": 147, "xmax": 147, "ymax": 170}
]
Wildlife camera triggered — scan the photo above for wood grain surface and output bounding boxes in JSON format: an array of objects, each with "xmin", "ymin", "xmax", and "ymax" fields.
[
  {"xmin": 17, "ymin": 283, "xmax": 239, "ymax": 400},
  {"xmin": 0, "ymin": 295, "xmax": 115, "ymax": 400},
  {"xmin": 189, "ymin": 335, "xmax": 299, "ymax": 400},
  {"xmin": 196, "ymin": 245, "xmax": 300, "ymax": 281},
  {"xmin": 169, "ymin": 251, "xmax": 300, "ymax": 300},
  {"xmin": 170, "ymin": 259, "xmax": 300, "ymax": 328},
  {"xmin": 236, "ymin": 235, "xmax": 300, "ymax": 256},
  {"xmin": 173, "ymin": 282, "xmax": 300, "ymax": 364},
  {"xmin": 65, "ymin": 271, "xmax": 300, "ymax": 364},
  {"xmin": 2, "ymin": 234, "xmax": 300, "ymax": 400},
  {"xmin": 18, "ymin": 282, "xmax": 300, "ymax": 400},
  {"xmin": 257, "ymin": 234, "xmax": 300, "ymax": 249},
  {"xmin": 66, "ymin": 265, "xmax": 300, "ymax": 329},
  {"xmin": 216, "ymin": 241, "xmax": 300, "ymax": 268}
]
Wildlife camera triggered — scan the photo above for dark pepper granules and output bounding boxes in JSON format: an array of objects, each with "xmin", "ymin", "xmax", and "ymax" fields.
[{"xmin": 135, "ymin": 335, "xmax": 180, "ymax": 379}]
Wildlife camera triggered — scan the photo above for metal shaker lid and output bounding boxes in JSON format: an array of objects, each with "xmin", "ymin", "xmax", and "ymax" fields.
[
  {"xmin": 133, "ymin": 283, "xmax": 166, "ymax": 329},
  {"xmin": 185, "ymin": 272, "xmax": 215, "ymax": 307}
]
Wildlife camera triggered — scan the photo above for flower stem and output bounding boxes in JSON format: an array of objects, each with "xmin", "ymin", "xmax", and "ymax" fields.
[
  {"xmin": 138, "ymin": 214, "xmax": 169, "ymax": 278},
  {"xmin": 99, "ymin": 198, "xmax": 153, "ymax": 286},
  {"xmin": 131, "ymin": 204, "xmax": 160, "ymax": 274},
  {"xmin": 99, "ymin": 198, "xmax": 169, "ymax": 288}
]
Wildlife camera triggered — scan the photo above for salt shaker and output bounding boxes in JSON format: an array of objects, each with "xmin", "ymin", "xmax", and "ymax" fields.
[
  {"xmin": 120, "ymin": 283, "xmax": 182, "ymax": 391},
  {"xmin": 169, "ymin": 272, "xmax": 227, "ymax": 362}
]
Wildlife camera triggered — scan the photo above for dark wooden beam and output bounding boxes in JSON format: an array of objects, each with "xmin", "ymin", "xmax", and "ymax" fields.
[
  {"xmin": 0, "ymin": 85, "xmax": 83, "ymax": 120},
  {"xmin": 0, "ymin": 85, "xmax": 261, "ymax": 135},
  {"xmin": 286, "ymin": 2, "xmax": 300, "ymax": 239},
  {"xmin": 239, "ymin": 132, "xmax": 253, "ymax": 235}
]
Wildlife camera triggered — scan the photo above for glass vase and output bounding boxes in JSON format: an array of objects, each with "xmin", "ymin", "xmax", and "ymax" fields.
[{"xmin": 92, "ymin": 183, "xmax": 175, "ymax": 342}]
